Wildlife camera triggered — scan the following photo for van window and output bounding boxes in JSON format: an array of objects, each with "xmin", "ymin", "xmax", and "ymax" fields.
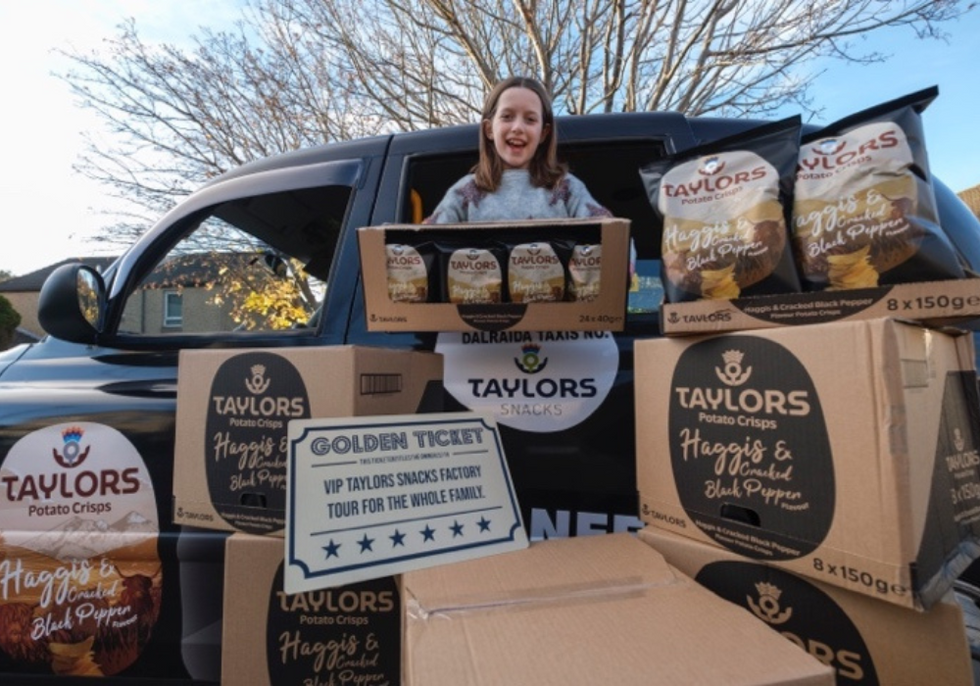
[
  {"xmin": 404, "ymin": 140, "xmax": 667, "ymax": 318},
  {"xmin": 118, "ymin": 184, "xmax": 350, "ymax": 336}
]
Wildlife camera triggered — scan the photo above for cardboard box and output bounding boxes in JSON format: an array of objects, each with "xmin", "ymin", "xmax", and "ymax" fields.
[
  {"xmin": 635, "ymin": 318, "xmax": 980, "ymax": 610},
  {"xmin": 638, "ymin": 527, "xmax": 974, "ymax": 686},
  {"xmin": 403, "ymin": 533, "xmax": 834, "ymax": 685},
  {"xmin": 660, "ymin": 277, "xmax": 980, "ymax": 335},
  {"xmin": 357, "ymin": 218, "xmax": 631, "ymax": 332},
  {"xmin": 221, "ymin": 533, "xmax": 402, "ymax": 686},
  {"xmin": 174, "ymin": 346, "xmax": 443, "ymax": 535}
]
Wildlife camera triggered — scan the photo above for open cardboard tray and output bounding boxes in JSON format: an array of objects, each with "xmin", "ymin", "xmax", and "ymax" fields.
[{"xmin": 358, "ymin": 217, "xmax": 631, "ymax": 332}]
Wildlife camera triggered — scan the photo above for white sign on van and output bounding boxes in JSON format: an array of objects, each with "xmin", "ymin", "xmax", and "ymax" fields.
[
  {"xmin": 284, "ymin": 412, "xmax": 527, "ymax": 593},
  {"xmin": 436, "ymin": 330, "xmax": 619, "ymax": 433}
]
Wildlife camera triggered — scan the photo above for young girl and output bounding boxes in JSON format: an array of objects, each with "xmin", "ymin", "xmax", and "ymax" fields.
[{"xmin": 424, "ymin": 76, "xmax": 611, "ymax": 223}]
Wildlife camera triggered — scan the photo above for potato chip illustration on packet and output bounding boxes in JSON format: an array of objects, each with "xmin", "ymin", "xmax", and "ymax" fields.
[
  {"xmin": 793, "ymin": 86, "xmax": 964, "ymax": 290},
  {"xmin": 640, "ymin": 116, "xmax": 803, "ymax": 303}
]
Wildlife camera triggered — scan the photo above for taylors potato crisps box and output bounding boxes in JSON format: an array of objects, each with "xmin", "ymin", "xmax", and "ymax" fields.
[
  {"xmin": 639, "ymin": 527, "xmax": 973, "ymax": 686},
  {"xmin": 403, "ymin": 533, "xmax": 834, "ymax": 686},
  {"xmin": 221, "ymin": 534, "xmax": 401, "ymax": 686},
  {"xmin": 660, "ymin": 277, "xmax": 980, "ymax": 335},
  {"xmin": 357, "ymin": 217, "xmax": 631, "ymax": 332},
  {"xmin": 635, "ymin": 318, "xmax": 980, "ymax": 610},
  {"xmin": 174, "ymin": 346, "xmax": 443, "ymax": 535}
]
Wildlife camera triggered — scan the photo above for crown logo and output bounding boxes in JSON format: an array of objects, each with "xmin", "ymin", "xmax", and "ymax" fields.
[
  {"xmin": 816, "ymin": 138, "xmax": 846, "ymax": 156},
  {"xmin": 747, "ymin": 581, "xmax": 792, "ymax": 625},
  {"xmin": 62, "ymin": 426, "xmax": 84, "ymax": 444},
  {"xmin": 755, "ymin": 582, "xmax": 781, "ymax": 600},
  {"xmin": 722, "ymin": 350, "xmax": 743, "ymax": 366},
  {"xmin": 699, "ymin": 156, "xmax": 725, "ymax": 176},
  {"xmin": 514, "ymin": 344, "xmax": 547, "ymax": 374},
  {"xmin": 245, "ymin": 363, "xmax": 271, "ymax": 394},
  {"xmin": 54, "ymin": 425, "xmax": 90, "ymax": 469},
  {"xmin": 716, "ymin": 348, "xmax": 751, "ymax": 386}
]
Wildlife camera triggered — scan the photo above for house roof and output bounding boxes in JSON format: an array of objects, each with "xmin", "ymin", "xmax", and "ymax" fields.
[
  {"xmin": 0, "ymin": 257, "xmax": 118, "ymax": 292},
  {"xmin": 960, "ymin": 184, "xmax": 980, "ymax": 220}
]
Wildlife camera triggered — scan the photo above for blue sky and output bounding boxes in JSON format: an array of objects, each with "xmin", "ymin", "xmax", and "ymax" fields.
[
  {"xmin": 785, "ymin": 7, "xmax": 980, "ymax": 195},
  {"xmin": 0, "ymin": 1, "xmax": 977, "ymax": 276}
]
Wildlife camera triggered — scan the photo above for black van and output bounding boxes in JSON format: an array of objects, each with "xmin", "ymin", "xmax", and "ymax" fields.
[{"xmin": 2, "ymin": 110, "xmax": 980, "ymax": 684}]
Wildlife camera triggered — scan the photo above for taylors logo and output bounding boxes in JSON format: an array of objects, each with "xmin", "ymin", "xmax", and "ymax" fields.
[
  {"xmin": 747, "ymin": 582, "xmax": 792, "ymax": 625},
  {"xmin": 663, "ymin": 158, "xmax": 767, "ymax": 199},
  {"xmin": 1, "ymin": 426, "xmax": 140, "ymax": 503},
  {"xmin": 716, "ymin": 349, "xmax": 751, "ymax": 386},
  {"xmin": 451, "ymin": 249, "xmax": 498, "ymax": 273},
  {"xmin": 211, "ymin": 362, "xmax": 306, "ymax": 418},
  {"xmin": 53, "ymin": 426, "xmax": 91, "ymax": 469},
  {"xmin": 798, "ymin": 129, "xmax": 899, "ymax": 173},
  {"xmin": 815, "ymin": 138, "xmax": 846, "ymax": 156},
  {"xmin": 666, "ymin": 309, "xmax": 733, "ymax": 326},
  {"xmin": 945, "ymin": 424, "xmax": 980, "ymax": 472},
  {"xmin": 515, "ymin": 344, "xmax": 548, "ymax": 374},
  {"xmin": 387, "ymin": 244, "xmax": 422, "ymax": 267},
  {"xmin": 468, "ymin": 341, "xmax": 596, "ymax": 400},
  {"xmin": 699, "ymin": 156, "xmax": 725, "ymax": 176},
  {"xmin": 246, "ymin": 364, "xmax": 272, "ymax": 394},
  {"xmin": 511, "ymin": 244, "xmax": 558, "ymax": 266},
  {"xmin": 436, "ymin": 331, "xmax": 618, "ymax": 433},
  {"xmin": 674, "ymin": 347, "xmax": 811, "ymax": 416},
  {"xmin": 745, "ymin": 579, "xmax": 869, "ymax": 680},
  {"xmin": 276, "ymin": 588, "xmax": 396, "ymax": 615}
]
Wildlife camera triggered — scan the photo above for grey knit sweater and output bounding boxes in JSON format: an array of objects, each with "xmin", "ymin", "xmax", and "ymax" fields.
[{"xmin": 424, "ymin": 169, "xmax": 611, "ymax": 224}]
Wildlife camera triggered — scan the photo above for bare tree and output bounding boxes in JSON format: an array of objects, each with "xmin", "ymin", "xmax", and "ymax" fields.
[{"xmin": 59, "ymin": 0, "xmax": 970, "ymax": 247}]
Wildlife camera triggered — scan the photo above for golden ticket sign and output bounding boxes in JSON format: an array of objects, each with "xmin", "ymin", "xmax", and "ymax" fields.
[{"xmin": 284, "ymin": 412, "xmax": 527, "ymax": 593}]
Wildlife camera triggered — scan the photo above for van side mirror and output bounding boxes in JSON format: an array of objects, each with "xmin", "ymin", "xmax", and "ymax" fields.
[{"xmin": 38, "ymin": 264, "xmax": 106, "ymax": 344}]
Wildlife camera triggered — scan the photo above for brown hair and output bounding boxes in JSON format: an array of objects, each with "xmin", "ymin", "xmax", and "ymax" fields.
[{"xmin": 473, "ymin": 76, "xmax": 566, "ymax": 191}]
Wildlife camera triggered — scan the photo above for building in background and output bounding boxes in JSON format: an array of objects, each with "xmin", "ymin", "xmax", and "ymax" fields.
[
  {"xmin": 960, "ymin": 185, "xmax": 980, "ymax": 221},
  {"xmin": 0, "ymin": 252, "xmax": 278, "ymax": 348}
]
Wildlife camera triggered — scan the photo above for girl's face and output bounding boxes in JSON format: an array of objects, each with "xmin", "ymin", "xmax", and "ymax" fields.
[{"xmin": 483, "ymin": 86, "xmax": 549, "ymax": 170}]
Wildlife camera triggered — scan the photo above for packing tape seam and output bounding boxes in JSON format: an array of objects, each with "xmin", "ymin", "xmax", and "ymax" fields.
[{"xmin": 404, "ymin": 579, "xmax": 686, "ymax": 621}]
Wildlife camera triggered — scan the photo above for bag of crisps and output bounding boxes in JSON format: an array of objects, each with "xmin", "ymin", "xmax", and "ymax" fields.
[
  {"xmin": 640, "ymin": 116, "xmax": 803, "ymax": 303},
  {"xmin": 793, "ymin": 86, "xmax": 965, "ymax": 290}
]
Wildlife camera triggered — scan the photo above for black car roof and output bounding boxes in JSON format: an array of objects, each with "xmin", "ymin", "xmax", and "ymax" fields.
[{"xmin": 204, "ymin": 110, "xmax": 780, "ymax": 188}]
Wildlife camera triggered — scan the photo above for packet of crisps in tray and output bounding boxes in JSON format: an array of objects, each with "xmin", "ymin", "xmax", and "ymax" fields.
[
  {"xmin": 567, "ymin": 243, "xmax": 602, "ymax": 302},
  {"xmin": 640, "ymin": 116, "xmax": 803, "ymax": 303},
  {"xmin": 793, "ymin": 86, "xmax": 964, "ymax": 290},
  {"xmin": 438, "ymin": 241, "xmax": 508, "ymax": 304},
  {"xmin": 505, "ymin": 239, "xmax": 574, "ymax": 303},
  {"xmin": 385, "ymin": 242, "xmax": 436, "ymax": 303}
]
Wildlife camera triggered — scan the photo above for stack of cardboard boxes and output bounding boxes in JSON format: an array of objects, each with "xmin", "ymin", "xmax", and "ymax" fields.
[
  {"xmin": 172, "ymin": 216, "xmax": 980, "ymax": 684},
  {"xmin": 634, "ymin": 290, "xmax": 980, "ymax": 684},
  {"xmin": 171, "ymin": 218, "xmax": 842, "ymax": 685},
  {"xmin": 172, "ymin": 345, "xmax": 444, "ymax": 686}
]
